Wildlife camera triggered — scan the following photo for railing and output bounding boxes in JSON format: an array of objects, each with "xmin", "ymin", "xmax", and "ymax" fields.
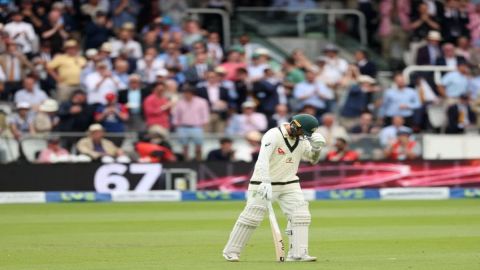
[
  {"xmin": 235, "ymin": 7, "xmax": 367, "ymax": 45},
  {"xmin": 402, "ymin": 65, "xmax": 455, "ymax": 84},
  {"xmin": 186, "ymin": 8, "xmax": 231, "ymax": 48}
]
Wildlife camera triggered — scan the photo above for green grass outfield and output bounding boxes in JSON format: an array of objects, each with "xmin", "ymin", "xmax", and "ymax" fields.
[{"xmin": 1, "ymin": 200, "xmax": 479, "ymax": 270}]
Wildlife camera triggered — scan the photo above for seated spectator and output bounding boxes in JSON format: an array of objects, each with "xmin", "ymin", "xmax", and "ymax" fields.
[
  {"xmin": 196, "ymin": 70, "xmax": 231, "ymax": 133},
  {"xmin": 182, "ymin": 19, "xmax": 203, "ymax": 48},
  {"xmin": 4, "ymin": 11, "xmax": 36, "ymax": 57},
  {"xmin": 437, "ymin": 61, "xmax": 470, "ymax": 102},
  {"xmin": 172, "ymin": 86, "xmax": 210, "ymax": 161},
  {"xmin": 247, "ymin": 53, "xmax": 268, "ymax": 82},
  {"xmin": 381, "ymin": 73, "xmax": 421, "ymax": 126},
  {"xmin": 350, "ymin": 112, "xmax": 379, "ymax": 134},
  {"xmin": 416, "ymin": 30, "xmax": 442, "ymax": 65},
  {"xmin": 455, "ymin": 36, "xmax": 471, "ymax": 61},
  {"xmin": 13, "ymin": 75, "xmax": 48, "ymax": 111},
  {"xmin": 57, "ymin": 90, "xmax": 95, "ymax": 132},
  {"xmin": 37, "ymin": 136, "xmax": 70, "ymax": 163},
  {"xmin": 136, "ymin": 47, "xmax": 165, "ymax": 85},
  {"xmin": 226, "ymin": 101, "xmax": 268, "ymax": 136},
  {"xmin": 354, "ymin": 50, "xmax": 377, "ymax": 78},
  {"xmin": 446, "ymin": 94, "xmax": 477, "ymax": 133},
  {"xmin": 143, "ymin": 82, "xmax": 171, "ymax": 129},
  {"xmin": 111, "ymin": 23, "xmax": 143, "ymax": 59},
  {"xmin": 340, "ymin": 75, "xmax": 377, "ymax": 129},
  {"xmin": 112, "ymin": 58, "xmax": 130, "ymax": 86},
  {"xmin": 136, "ymin": 125, "xmax": 176, "ymax": 163},
  {"xmin": 207, "ymin": 32, "xmax": 223, "ymax": 65},
  {"xmin": 317, "ymin": 113, "xmax": 348, "ymax": 148},
  {"xmin": 219, "ymin": 46, "xmax": 246, "ymax": 81},
  {"xmin": 384, "ymin": 130, "xmax": 420, "ymax": 160},
  {"xmin": 409, "ymin": 2, "xmax": 440, "ymax": 42},
  {"xmin": 118, "ymin": 74, "xmax": 149, "ymax": 131},
  {"xmin": 8, "ymin": 102, "xmax": 35, "ymax": 140},
  {"xmin": 268, "ymin": 104, "xmax": 291, "ymax": 129},
  {"xmin": 85, "ymin": 62, "xmax": 126, "ymax": 105},
  {"xmin": 94, "ymin": 93, "xmax": 129, "ymax": 132},
  {"xmin": 235, "ymin": 131, "xmax": 262, "ymax": 162},
  {"xmin": 233, "ymin": 67, "xmax": 250, "ymax": 110},
  {"xmin": 184, "ymin": 52, "xmax": 212, "ymax": 85},
  {"xmin": 46, "ymin": 39, "xmax": 86, "ymax": 101},
  {"xmin": 326, "ymin": 137, "xmax": 359, "ymax": 162},
  {"xmin": 322, "ymin": 44, "xmax": 349, "ymax": 86},
  {"xmin": 76, "ymin": 124, "xmax": 129, "ymax": 162},
  {"xmin": 379, "ymin": 116, "xmax": 412, "ymax": 147},
  {"xmin": 207, "ymin": 137, "xmax": 235, "ymax": 161},
  {"xmin": 436, "ymin": 43, "xmax": 466, "ymax": 68},
  {"xmin": 158, "ymin": 42, "xmax": 187, "ymax": 71},
  {"xmin": 253, "ymin": 68, "xmax": 280, "ymax": 119},
  {"xmin": 33, "ymin": 99, "xmax": 59, "ymax": 134},
  {"xmin": 293, "ymin": 68, "xmax": 334, "ymax": 117}
]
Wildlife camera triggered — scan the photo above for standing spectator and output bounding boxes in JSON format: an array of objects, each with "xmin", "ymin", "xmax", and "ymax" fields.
[
  {"xmin": 354, "ymin": 50, "xmax": 377, "ymax": 78},
  {"xmin": 384, "ymin": 130, "xmax": 420, "ymax": 160},
  {"xmin": 226, "ymin": 101, "xmax": 268, "ymax": 136},
  {"xmin": 233, "ymin": 67, "xmax": 250, "ymax": 111},
  {"xmin": 268, "ymin": 104, "xmax": 290, "ymax": 129},
  {"xmin": 252, "ymin": 68, "xmax": 280, "ymax": 119},
  {"xmin": 76, "ymin": 123, "xmax": 128, "ymax": 162},
  {"xmin": 441, "ymin": 0, "xmax": 469, "ymax": 44},
  {"xmin": 381, "ymin": 73, "xmax": 421, "ymax": 126},
  {"xmin": 4, "ymin": 11, "xmax": 36, "ymax": 58},
  {"xmin": 196, "ymin": 70, "xmax": 231, "ymax": 133},
  {"xmin": 0, "ymin": 40, "xmax": 33, "ymax": 100},
  {"xmin": 110, "ymin": 23, "xmax": 142, "ymax": 60},
  {"xmin": 110, "ymin": 0, "xmax": 141, "ymax": 30},
  {"xmin": 57, "ymin": 90, "xmax": 95, "ymax": 132},
  {"xmin": 378, "ymin": 0, "xmax": 410, "ymax": 62},
  {"xmin": 409, "ymin": 2, "xmax": 440, "ymax": 42},
  {"xmin": 455, "ymin": 36, "xmax": 471, "ymax": 61},
  {"xmin": 117, "ymin": 74, "xmax": 149, "ymax": 130},
  {"xmin": 94, "ymin": 93, "xmax": 129, "ymax": 133},
  {"xmin": 84, "ymin": 11, "xmax": 112, "ymax": 50},
  {"xmin": 40, "ymin": 9, "xmax": 68, "ymax": 55},
  {"xmin": 207, "ymin": 32, "xmax": 223, "ymax": 65},
  {"xmin": 340, "ymin": 75, "xmax": 377, "ymax": 129},
  {"xmin": 379, "ymin": 116, "xmax": 412, "ymax": 146},
  {"xmin": 85, "ymin": 62, "xmax": 125, "ymax": 105},
  {"xmin": 112, "ymin": 58, "xmax": 130, "ymax": 86},
  {"xmin": 293, "ymin": 68, "xmax": 334, "ymax": 117},
  {"xmin": 350, "ymin": 112, "xmax": 380, "ymax": 134},
  {"xmin": 13, "ymin": 75, "xmax": 48, "ymax": 111},
  {"xmin": 322, "ymin": 44, "xmax": 349, "ymax": 86},
  {"xmin": 182, "ymin": 19, "xmax": 203, "ymax": 49},
  {"xmin": 316, "ymin": 113, "xmax": 348, "ymax": 148},
  {"xmin": 416, "ymin": 30, "xmax": 443, "ymax": 65},
  {"xmin": 143, "ymin": 82, "xmax": 171, "ymax": 129},
  {"xmin": 158, "ymin": 42, "xmax": 187, "ymax": 71},
  {"xmin": 8, "ymin": 102, "xmax": 34, "ymax": 140},
  {"xmin": 219, "ymin": 46, "xmax": 246, "ymax": 81},
  {"xmin": 47, "ymin": 39, "xmax": 86, "ymax": 102},
  {"xmin": 437, "ymin": 62, "xmax": 470, "ymax": 102},
  {"xmin": 436, "ymin": 43, "xmax": 466, "ymax": 67},
  {"xmin": 136, "ymin": 47, "xmax": 165, "ymax": 84},
  {"xmin": 283, "ymin": 57, "xmax": 305, "ymax": 85},
  {"xmin": 33, "ymin": 98, "xmax": 59, "ymax": 134},
  {"xmin": 207, "ymin": 137, "xmax": 235, "ymax": 161},
  {"xmin": 467, "ymin": 3, "xmax": 480, "ymax": 45},
  {"xmin": 172, "ymin": 86, "xmax": 210, "ymax": 161},
  {"xmin": 81, "ymin": 0, "xmax": 108, "ymax": 21},
  {"xmin": 326, "ymin": 137, "xmax": 359, "ymax": 162},
  {"xmin": 37, "ymin": 136, "xmax": 70, "ymax": 163},
  {"xmin": 446, "ymin": 94, "xmax": 476, "ymax": 133},
  {"xmin": 247, "ymin": 53, "xmax": 269, "ymax": 82},
  {"xmin": 184, "ymin": 52, "xmax": 212, "ymax": 85}
]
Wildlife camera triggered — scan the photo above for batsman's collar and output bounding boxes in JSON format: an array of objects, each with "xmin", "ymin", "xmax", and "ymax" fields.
[{"xmin": 279, "ymin": 123, "xmax": 290, "ymax": 138}]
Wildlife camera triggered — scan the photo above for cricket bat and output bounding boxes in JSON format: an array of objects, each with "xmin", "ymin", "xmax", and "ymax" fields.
[{"xmin": 267, "ymin": 201, "xmax": 285, "ymax": 262}]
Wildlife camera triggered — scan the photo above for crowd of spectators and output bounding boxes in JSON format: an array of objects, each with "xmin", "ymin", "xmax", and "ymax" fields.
[{"xmin": 0, "ymin": 0, "xmax": 478, "ymax": 164}]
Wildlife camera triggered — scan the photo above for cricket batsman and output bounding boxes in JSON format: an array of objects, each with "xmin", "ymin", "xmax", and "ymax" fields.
[{"xmin": 223, "ymin": 114, "xmax": 325, "ymax": 262}]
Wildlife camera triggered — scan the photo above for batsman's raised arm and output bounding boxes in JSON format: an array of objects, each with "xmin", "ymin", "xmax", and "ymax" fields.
[{"xmin": 303, "ymin": 132, "xmax": 326, "ymax": 164}]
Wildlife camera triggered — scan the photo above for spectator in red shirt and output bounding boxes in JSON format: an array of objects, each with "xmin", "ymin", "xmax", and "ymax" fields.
[
  {"xmin": 384, "ymin": 130, "xmax": 420, "ymax": 160},
  {"xmin": 143, "ymin": 82, "xmax": 171, "ymax": 129},
  {"xmin": 326, "ymin": 137, "xmax": 359, "ymax": 162}
]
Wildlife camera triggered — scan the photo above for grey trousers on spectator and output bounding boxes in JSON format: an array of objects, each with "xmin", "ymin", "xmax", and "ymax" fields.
[{"xmin": 56, "ymin": 84, "xmax": 81, "ymax": 102}]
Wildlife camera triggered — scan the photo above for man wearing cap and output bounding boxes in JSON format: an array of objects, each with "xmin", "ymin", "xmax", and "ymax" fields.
[
  {"xmin": 4, "ymin": 11, "xmax": 36, "ymax": 57},
  {"xmin": 223, "ymin": 114, "xmax": 326, "ymax": 262},
  {"xmin": 416, "ymin": 30, "xmax": 442, "ymax": 65},
  {"xmin": 0, "ymin": 39, "xmax": 33, "ymax": 100},
  {"xmin": 110, "ymin": 23, "xmax": 142, "ymax": 59},
  {"xmin": 172, "ymin": 85, "xmax": 210, "ymax": 161},
  {"xmin": 94, "ymin": 93, "xmax": 129, "ymax": 132},
  {"xmin": 8, "ymin": 102, "xmax": 34, "ymax": 140},
  {"xmin": 33, "ymin": 98, "xmax": 59, "ymax": 134},
  {"xmin": 47, "ymin": 39, "xmax": 86, "ymax": 101},
  {"xmin": 84, "ymin": 61, "xmax": 125, "ymax": 105},
  {"xmin": 226, "ymin": 101, "xmax": 267, "ymax": 136},
  {"xmin": 76, "ymin": 123, "xmax": 126, "ymax": 162},
  {"xmin": 118, "ymin": 73, "xmax": 149, "ymax": 130}
]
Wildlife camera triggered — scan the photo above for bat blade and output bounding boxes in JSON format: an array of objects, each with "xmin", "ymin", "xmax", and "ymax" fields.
[{"xmin": 268, "ymin": 202, "xmax": 285, "ymax": 262}]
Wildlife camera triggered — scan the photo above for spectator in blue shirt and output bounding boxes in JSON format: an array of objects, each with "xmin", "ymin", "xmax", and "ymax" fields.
[
  {"xmin": 94, "ymin": 93, "xmax": 129, "ymax": 132},
  {"xmin": 381, "ymin": 73, "xmax": 421, "ymax": 126},
  {"xmin": 437, "ymin": 62, "xmax": 470, "ymax": 101},
  {"xmin": 293, "ymin": 69, "xmax": 334, "ymax": 117}
]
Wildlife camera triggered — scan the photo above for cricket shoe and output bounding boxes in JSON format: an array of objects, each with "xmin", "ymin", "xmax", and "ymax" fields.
[
  {"xmin": 286, "ymin": 254, "xmax": 317, "ymax": 262},
  {"xmin": 223, "ymin": 252, "xmax": 240, "ymax": 262}
]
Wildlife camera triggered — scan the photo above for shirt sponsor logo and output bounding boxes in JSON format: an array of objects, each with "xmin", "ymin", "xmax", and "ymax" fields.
[
  {"xmin": 265, "ymin": 143, "xmax": 271, "ymax": 147},
  {"xmin": 277, "ymin": 147, "xmax": 286, "ymax": 155},
  {"xmin": 286, "ymin": 157, "xmax": 293, "ymax": 163}
]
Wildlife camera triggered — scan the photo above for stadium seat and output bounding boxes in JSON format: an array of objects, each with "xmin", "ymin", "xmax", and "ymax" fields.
[
  {"xmin": 0, "ymin": 138, "xmax": 20, "ymax": 163},
  {"xmin": 21, "ymin": 138, "xmax": 48, "ymax": 162}
]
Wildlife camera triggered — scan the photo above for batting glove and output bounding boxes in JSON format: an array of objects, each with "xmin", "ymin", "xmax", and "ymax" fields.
[
  {"xmin": 309, "ymin": 133, "xmax": 326, "ymax": 151},
  {"xmin": 258, "ymin": 182, "xmax": 272, "ymax": 201}
]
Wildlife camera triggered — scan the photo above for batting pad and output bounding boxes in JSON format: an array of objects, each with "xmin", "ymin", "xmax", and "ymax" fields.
[
  {"xmin": 290, "ymin": 202, "xmax": 311, "ymax": 258},
  {"xmin": 223, "ymin": 205, "xmax": 267, "ymax": 254}
]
